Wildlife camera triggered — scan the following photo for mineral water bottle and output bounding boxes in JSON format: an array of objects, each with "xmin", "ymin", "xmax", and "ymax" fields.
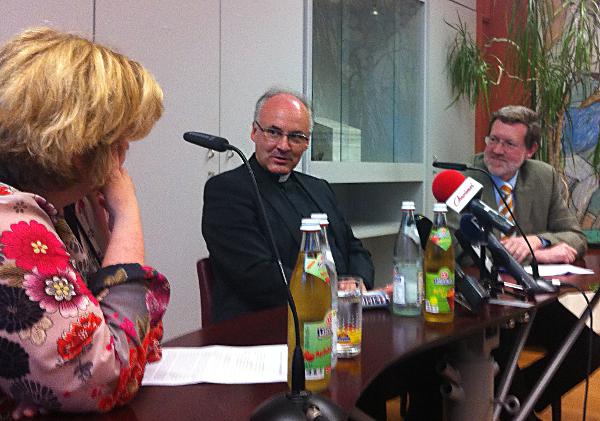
[
  {"xmin": 392, "ymin": 201, "xmax": 423, "ymax": 316},
  {"xmin": 311, "ymin": 213, "xmax": 338, "ymax": 369},
  {"xmin": 287, "ymin": 218, "xmax": 332, "ymax": 392},
  {"xmin": 423, "ymin": 203, "xmax": 455, "ymax": 323}
]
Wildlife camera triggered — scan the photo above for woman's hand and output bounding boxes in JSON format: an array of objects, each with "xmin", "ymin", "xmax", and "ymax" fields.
[
  {"xmin": 101, "ymin": 166, "xmax": 139, "ymax": 231},
  {"xmin": 100, "ymin": 141, "xmax": 145, "ymax": 267},
  {"xmin": 11, "ymin": 400, "xmax": 46, "ymax": 420}
]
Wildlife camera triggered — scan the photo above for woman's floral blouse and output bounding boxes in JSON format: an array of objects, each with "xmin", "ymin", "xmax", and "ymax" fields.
[{"xmin": 0, "ymin": 183, "xmax": 170, "ymax": 413}]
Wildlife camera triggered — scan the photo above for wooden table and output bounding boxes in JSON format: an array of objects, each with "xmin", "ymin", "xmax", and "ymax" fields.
[{"xmin": 27, "ymin": 251, "xmax": 600, "ymax": 420}]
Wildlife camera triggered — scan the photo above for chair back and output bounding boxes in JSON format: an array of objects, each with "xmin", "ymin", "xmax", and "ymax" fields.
[{"xmin": 196, "ymin": 257, "xmax": 214, "ymax": 328}]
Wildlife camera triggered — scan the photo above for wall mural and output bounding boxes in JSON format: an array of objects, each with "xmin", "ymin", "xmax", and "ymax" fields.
[{"xmin": 563, "ymin": 95, "xmax": 600, "ymax": 243}]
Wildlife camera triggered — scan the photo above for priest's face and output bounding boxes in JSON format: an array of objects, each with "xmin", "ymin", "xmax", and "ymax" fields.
[{"xmin": 251, "ymin": 94, "xmax": 310, "ymax": 174}]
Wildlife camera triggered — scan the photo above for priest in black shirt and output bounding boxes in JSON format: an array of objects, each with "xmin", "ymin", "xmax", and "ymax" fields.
[{"xmin": 202, "ymin": 88, "xmax": 374, "ymax": 322}]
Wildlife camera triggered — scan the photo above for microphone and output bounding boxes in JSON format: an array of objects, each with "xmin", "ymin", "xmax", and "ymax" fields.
[
  {"xmin": 183, "ymin": 131, "xmax": 231, "ymax": 152},
  {"xmin": 432, "ymin": 162, "xmax": 542, "ymax": 280},
  {"xmin": 184, "ymin": 132, "xmax": 344, "ymax": 420},
  {"xmin": 432, "ymin": 170, "xmax": 515, "ymax": 235},
  {"xmin": 459, "ymin": 215, "xmax": 556, "ymax": 294},
  {"xmin": 432, "ymin": 161, "xmax": 469, "ymax": 171},
  {"xmin": 414, "ymin": 214, "xmax": 432, "ymax": 251}
]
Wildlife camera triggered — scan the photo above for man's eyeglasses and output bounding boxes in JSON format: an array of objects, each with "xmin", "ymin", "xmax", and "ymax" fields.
[
  {"xmin": 484, "ymin": 135, "xmax": 522, "ymax": 151},
  {"xmin": 254, "ymin": 121, "xmax": 310, "ymax": 147}
]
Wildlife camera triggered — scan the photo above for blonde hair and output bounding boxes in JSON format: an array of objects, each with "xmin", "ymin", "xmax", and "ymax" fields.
[{"xmin": 0, "ymin": 27, "xmax": 163, "ymax": 190}]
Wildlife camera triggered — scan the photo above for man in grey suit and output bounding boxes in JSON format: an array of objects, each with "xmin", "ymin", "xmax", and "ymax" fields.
[
  {"xmin": 466, "ymin": 105, "xmax": 596, "ymax": 420},
  {"xmin": 461, "ymin": 105, "xmax": 586, "ymax": 264}
]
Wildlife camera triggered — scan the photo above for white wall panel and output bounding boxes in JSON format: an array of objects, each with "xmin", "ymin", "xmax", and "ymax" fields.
[
  {"xmin": 1, "ymin": 1, "xmax": 92, "ymax": 42},
  {"xmin": 95, "ymin": 0, "xmax": 220, "ymax": 338},
  {"xmin": 219, "ymin": 0, "xmax": 305, "ymax": 172},
  {"xmin": 425, "ymin": 1, "xmax": 476, "ymax": 215}
]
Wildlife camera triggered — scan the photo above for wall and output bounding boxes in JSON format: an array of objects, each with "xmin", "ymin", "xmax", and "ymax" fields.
[{"xmin": 2, "ymin": 0, "xmax": 476, "ymax": 339}]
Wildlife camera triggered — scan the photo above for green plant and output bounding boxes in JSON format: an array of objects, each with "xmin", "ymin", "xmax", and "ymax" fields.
[{"xmin": 447, "ymin": 0, "xmax": 600, "ymax": 171}]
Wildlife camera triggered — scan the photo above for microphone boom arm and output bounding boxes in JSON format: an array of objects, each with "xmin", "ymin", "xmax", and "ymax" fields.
[{"xmin": 227, "ymin": 144, "xmax": 305, "ymax": 393}]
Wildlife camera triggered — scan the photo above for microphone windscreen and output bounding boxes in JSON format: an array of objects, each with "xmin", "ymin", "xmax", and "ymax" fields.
[
  {"xmin": 183, "ymin": 131, "xmax": 230, "ymax": 152},
  {"xmin": 459, "ymin": 214, "xmax": 485, "ymax": 243},
  {"xmin": 432, "ymin": 170, "xmax": 466, "ymax": 202}
]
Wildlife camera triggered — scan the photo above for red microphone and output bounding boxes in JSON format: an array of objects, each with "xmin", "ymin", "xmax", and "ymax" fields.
[
  {"xmin": 432, "ymin": 170, "xmax": 515, "ymax": 235},
  {"xmin": 432, "ymin": 170, "xmax": 466, "ymax": 202}
]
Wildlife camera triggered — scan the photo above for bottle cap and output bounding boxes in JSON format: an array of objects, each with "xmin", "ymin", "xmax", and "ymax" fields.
[
  {"xmin": 300, "ymin": 218, "xmax": 321, "ymax": 231},
  {"xmin": 433, "ymin": 203, "xmax": 448, "ymax": 213},
  {"xmin": 310, "ymin": 213, "xmax": 329, "ymax": 226},
  {"xmin": 401, "ymin": 201, "xmax": 415, "ymax": 210}
]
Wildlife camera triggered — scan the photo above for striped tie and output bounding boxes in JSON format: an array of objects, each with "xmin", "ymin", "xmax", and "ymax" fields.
[{"xmin": 498, "ymin": 184, "xmax": 514, "ymax": 237}]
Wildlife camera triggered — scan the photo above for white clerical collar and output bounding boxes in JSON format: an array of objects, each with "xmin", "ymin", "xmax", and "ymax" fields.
[{"xmin": 278, "ymin": 173, "xmax": 291, "ymax": 183}]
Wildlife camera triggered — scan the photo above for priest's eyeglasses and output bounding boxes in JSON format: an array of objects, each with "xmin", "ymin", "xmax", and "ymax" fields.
[{"xmin": 254, "ymin": 121, "xmax": 310, "ymax": 146}]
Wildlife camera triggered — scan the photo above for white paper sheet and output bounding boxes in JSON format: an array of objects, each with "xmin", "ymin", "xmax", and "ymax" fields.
[
  {"xmin": 142, "ymin": 344, "xmax": 287, "ymax": 386},
  {"xmin": 523, "ymin": 264, "xmax": 594, "ymax": 277}
]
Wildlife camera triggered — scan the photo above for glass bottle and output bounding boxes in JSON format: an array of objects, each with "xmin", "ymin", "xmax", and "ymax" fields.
[
  {"xmin": 423, "ymin": 203, "xmax": 455, "ymax": 323},
  {"xmin": 392, "ymin": 201, "xmax": 423, "ymax": 316},
  {"xmin": 287, "ymin": 218, "xmax": 332, "ymax": 392},
  {"xmin": 311, "ymin": 213, "xmax": 338, "ymax": 369}
]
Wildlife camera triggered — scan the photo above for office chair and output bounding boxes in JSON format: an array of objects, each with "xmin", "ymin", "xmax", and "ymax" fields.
[{"xmin": 196, "ymin": 257, "xmax": 214, "ymax": 328}]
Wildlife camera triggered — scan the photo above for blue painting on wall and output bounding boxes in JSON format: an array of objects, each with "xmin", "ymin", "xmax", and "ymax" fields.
[{"xmin": 563, "ymin": 101, "xmax": 600, "ymax": 243}]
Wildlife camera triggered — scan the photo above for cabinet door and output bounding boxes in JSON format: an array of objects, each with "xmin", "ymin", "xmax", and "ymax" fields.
[
  {"xmin": 95, "ymin": 0, "xmax": 221, "ymax": 337},
  {"xmin": 220, "ymin": 0, "xmax": 305, "ymax": 172},
  {"xmin": 1, "ymin": 1, "xmax": 92, "ymax": 43}
]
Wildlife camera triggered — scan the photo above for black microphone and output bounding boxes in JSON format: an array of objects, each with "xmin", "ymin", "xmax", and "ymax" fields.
[
  {"xmin": 432, "ymin": 161, "xmax": 469, "ymax": 171},
  {"xmin": 184, "ymin": 132, "xmax": 344, "ymax": 421},
  {"xmin": 432, "ymin": 161, "xmax": 542, "ymax": 280},
  {"xmin": 459, "ymin": 214, "xmax": 556, "ymax": 294},
  {"xmin": 183, "ymin": 131, "xmax": 231, "ymax": 152},
  {"xmin": 414, "ymin": 214, "xmax": 432, "ymax": 251}
]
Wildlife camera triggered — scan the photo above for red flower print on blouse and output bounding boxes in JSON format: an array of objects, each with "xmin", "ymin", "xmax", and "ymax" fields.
[
  {"xmin": 57, "ymin": 313, "xmax": 102, "ymax": 362},
  {"xmin": 23, "ymin": 267, "xmax": 91, "ymax": 318},
  {"xmin": 1, "ymin": 220, "xmax": 70, "ymax": 274}
]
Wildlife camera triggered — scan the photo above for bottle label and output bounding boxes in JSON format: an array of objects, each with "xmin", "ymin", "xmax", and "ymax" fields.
[
  {"xmin": 305, "ymin": 253, "xmax": 330, "ymax": 283},
  {"xmin": 303, "ymin": 312, "xmax": 333, "ymax": 380},
  {"xmin": 430, "ymin": 227, "xmax": 452, "ymax": 251},
  {"xmin": 393, "ymin": 264, "xmax": 423, "ymax": 306},
  {"xmin": 424, "ymin": 267, "xmax": 455, "ymax": 314}
]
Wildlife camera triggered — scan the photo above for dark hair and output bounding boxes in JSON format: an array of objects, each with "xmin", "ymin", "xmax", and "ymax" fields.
[{"xmin": 488, "ymin": 105, "xmax": 541, "ymax": 149}]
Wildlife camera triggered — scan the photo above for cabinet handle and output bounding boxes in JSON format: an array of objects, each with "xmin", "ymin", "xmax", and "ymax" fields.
[
  {"xmin": 226, "ymin": 150, "xmax": 234, "ymax": 159},
  {"xmin": 207, "ymin": 150, "xmax": 215, "ymax": 159}
]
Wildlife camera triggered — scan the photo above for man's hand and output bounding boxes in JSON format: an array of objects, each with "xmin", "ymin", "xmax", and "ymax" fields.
[
  {"xmin": 534, "ymin": 243, "xmax": 578, "ymax": 264},
  {"xmin": 501, "ymin": 235, "xmax": 543, "ymax": 263}
]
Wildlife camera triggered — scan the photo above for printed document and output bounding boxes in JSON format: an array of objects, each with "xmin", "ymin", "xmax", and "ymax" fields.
[
  {"xmin": 524, "ymin": 264, "xmax": 594, "ymax": 277},
  {"xmin": 142, "ymin": 344, "xmax": 287, "ymax": 386}
]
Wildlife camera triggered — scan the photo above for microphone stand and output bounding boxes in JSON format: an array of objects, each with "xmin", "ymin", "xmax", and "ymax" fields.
[{"xmin": 184, "ymin": 132, "xmax": 344, "ymax": 420}]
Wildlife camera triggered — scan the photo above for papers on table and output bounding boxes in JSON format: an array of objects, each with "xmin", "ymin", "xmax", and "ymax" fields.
[
  {"xmin": 523, "ymin": 264, "xmax": 594, "ymax": 277},
  {"xmin": 142, "ymin": 344, "xmax": 287, "ymax": 386}
]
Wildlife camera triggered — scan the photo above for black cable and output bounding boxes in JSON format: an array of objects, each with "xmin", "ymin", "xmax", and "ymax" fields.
[{"xmin": 556, "ymin": 281, "xmax": 593, "ymax": 421}]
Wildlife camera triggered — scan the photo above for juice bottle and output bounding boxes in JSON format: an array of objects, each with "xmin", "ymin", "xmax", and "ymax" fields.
[
  {"xmin": 287, "ymin": 218, "xmax": 332, "ymax": 392},
  {"xmin": 423, "ymin": 203, "xmax": 455, "ymax": 323}
]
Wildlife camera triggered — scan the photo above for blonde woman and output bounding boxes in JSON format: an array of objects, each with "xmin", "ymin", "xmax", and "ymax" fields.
[{"xmin": 0, "ymin": 28, "xmax": 170, "ymax": 418}]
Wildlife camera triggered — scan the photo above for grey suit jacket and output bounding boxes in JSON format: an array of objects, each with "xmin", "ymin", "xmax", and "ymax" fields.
[{"xmin": 452, "ymin": 154, "xmax": 587, "ymax": 261}]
